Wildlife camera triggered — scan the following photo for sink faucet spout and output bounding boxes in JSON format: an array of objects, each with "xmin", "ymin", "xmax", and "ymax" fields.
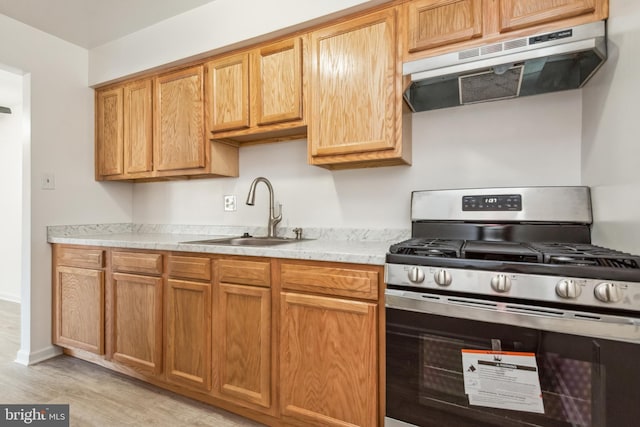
[{"xmin": 246, "ymin": 177, "xmax": 282, "ymax": 238}]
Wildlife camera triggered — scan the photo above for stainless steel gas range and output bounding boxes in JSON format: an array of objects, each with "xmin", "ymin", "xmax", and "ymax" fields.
[{"xmin": 384, "ymin": 187, "xmax": 640, "ymax": 427}]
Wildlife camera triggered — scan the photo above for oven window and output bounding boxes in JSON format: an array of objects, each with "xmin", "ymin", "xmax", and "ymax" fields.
[{"xmin": 387, "ymin": 308, "xmax": 640, "ymax": 427}]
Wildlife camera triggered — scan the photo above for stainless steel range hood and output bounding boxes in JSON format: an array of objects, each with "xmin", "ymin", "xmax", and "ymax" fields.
[{"xmin": 403, "ymin": 21, "xmax": 607, "ymax": 112}]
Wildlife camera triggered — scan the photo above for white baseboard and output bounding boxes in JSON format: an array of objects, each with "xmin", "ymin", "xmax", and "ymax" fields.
[
  {"xmin": 0, "ymin": 292, "xmax": 21, "ymax": 303},
  {"xmin": 15, "ymin": 345, "xmax": 62, "ymax": 366}
]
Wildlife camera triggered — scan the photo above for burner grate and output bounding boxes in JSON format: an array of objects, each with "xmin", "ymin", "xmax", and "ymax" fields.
[
  {"xmin": 389, "ymin": 238, "xmax": 463, "ymax": 258},
  {"xmin": 531, "ymin": 243, "xmax": 640, "ymax": 269}
]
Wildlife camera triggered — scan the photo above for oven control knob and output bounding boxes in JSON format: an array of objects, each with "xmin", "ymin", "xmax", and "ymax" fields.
[
  {"xmin": 555, "ymin": 279, "xmax": 582, "ymax": 299},
  {"xmin": 594, "ymin": 282, "xmax": 623, "ymax": 303},
  {"xmin": 490, "ymin": 274, "xmax": 512, "ymax": 293},
  {"xmin": 407, "ymin": 267, "xmax": 425, "ymax": 284},
  {"xmin": 434, "ymin": 269, "xmax": 452, "ymax": 286}
]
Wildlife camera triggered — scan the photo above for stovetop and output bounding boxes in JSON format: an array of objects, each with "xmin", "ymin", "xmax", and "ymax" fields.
[{"xmin": 387, "ymin": 238, "xmax": 640, "ymax": 282}]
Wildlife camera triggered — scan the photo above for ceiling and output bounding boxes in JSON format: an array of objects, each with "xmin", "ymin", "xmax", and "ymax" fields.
[{"xmin": 0, "ymin": 0, "xmax": 217, "ymax": 49}]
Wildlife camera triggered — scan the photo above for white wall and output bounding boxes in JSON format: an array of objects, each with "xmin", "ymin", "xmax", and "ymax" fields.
[
  {"xmin": 0, "ymin": 70, "xmax": 22, "ymax": 302},
  {"xmin": 133, "ymin": 91, "xmax": 583, "ymax": 228},
  {"xmin": 0, "ymin": 14, "xmax": 133, "ymax": 364},
  {"xmin": 581, "ymin": 0, "xmax": 640, "ymax": 254}
]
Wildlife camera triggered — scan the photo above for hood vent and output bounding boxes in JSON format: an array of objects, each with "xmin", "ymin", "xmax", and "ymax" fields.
[
  {"xmin": 403, "ymin": 21, "xmax": 607, "ymax": 112},
  {"xmin": 0, "ymin": 106, "xmax": 11, "ymax": 114}
]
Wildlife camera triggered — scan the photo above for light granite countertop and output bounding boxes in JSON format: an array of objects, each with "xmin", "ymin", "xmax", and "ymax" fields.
[{"xmin": 47, "ymin": 224, "xmax": 410, "ymax": 266}]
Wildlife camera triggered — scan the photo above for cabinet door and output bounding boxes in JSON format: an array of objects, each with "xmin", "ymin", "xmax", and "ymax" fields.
[
  {"xmin": 96, "ymin": 87, "xmax": 124, "ymax": 177},
  {"xmin": 207, "ymin": 53, "xmax": 250, "ymax": 132},
  {"xmin": 154, "ymin": 66, "xmax": 206, "ymax": 171},
  {"xmin": 280, "ymin": 292, "xmax": 378, "ymax": 427},
  {"xmin": 111, "ymin": 273, "xmax": 163, "ymax": 376},
  {"xmin": 499, "ymin": 0, "xmax": 596, "ymax": 32},
  {"xmin": 123, "ymin": 79, "xmax": 153, "ymax": 175},
  {"xmin": 405, "ymin": 0, "xmax": 483, "ymax": 52},
  {"xmin": 213, "ymin": 283, "xmax": 271, "ymax": 410},
  {"xmin": 252, "ymin": 37, "xmax": 303, "ymax": 126},
  {"xmin": 165, "ymin": 279, "xmax": 212, "ymax": 391},
  {"xmin": 54, "ymin": 266, "xmax": 105, "ymax": 354},
  {"xmin": 309, "ymin": 8, "xmax": 399, "ymax": 165}
]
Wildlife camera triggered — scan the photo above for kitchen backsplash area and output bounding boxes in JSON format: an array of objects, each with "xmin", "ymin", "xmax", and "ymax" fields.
[{"xmin": 131, "ymin": 90, "xmax": 582, "ymax": 230}]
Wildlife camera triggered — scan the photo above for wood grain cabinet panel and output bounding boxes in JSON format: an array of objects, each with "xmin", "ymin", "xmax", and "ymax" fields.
[
  {"xmin": 213, "ymin": 283, "xmax": 272, "ymax": 411},
  {"xmin": 206, "ymin": 36, "xmax": 306, "ymax": 143},
  {"xmin": 281, "ymin": 262, "xmax": 378, "ymax": 300},
  {"xmin": 280, "ymin": 292, "xmax": 378, "ymax": 427},
  {"xmin": 111, "ymin": 273, "xmax": 163, "ymax": 375},
  {"xmin": 112, "ymin": 251, "xmax": 163, "ymax": 275},
  {"xmin": 168, "ymin": 255, "xmax": 212, "ymax": 281},
  {"xmin": 309, "ymin": 7, "xmax": 408, "ymax": 168},
  {"xmin": 207, "ymin": 53, "xmax": 250, "ymax": 133},
  {"xmin": 54, "ymin": 266, "xmax": 105, "ymax": 354},
  {"xmin": 154, "ymin": 65, "xmax": 206, "ymax": 172},
  {"xmin": 499, "ymin": 0, "xmax": 596, "ymax": 32},
  {"xmin": 57, "ymin": 247, "xmax": 104, "ymax": 269},
  {"xmin": 216, "ymin": 258, "xmax": 271, "ymax": 288},
  {"xmin": 165, "ymin": 279, "xmax": 212, "ymax": 392},
  {"xmin": 96, "ymin": 87, "xmax": 124, "ymax": 177},
  {"xmin": 405, "ymin": 0, "xmax": 483, "ymax": 52},
  {"xmin": 253, "ymin": 37, "xmax": 303, "ymax": 126},
  {"xmin": 123, "ymin": 79, "xmax": 153, "ymax": 175}
]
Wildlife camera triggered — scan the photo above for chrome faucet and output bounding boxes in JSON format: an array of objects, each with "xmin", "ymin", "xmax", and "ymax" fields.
[{"xmin": 246, "ymin": 177, "xmax": 282, "ymax": 238}]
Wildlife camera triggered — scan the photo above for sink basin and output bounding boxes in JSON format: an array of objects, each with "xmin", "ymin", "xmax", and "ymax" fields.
[{"xmin": 182, "ymin": 236, "xmax": 307, "ymax": 246}]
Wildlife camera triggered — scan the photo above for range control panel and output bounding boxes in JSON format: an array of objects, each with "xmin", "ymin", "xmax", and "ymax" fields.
[{"xmin": 462, "ymin": 194, "xmax": 522, "ymax": 211}]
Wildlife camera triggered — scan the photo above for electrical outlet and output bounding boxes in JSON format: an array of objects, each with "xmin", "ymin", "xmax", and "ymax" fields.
[
  {"xmin": 224, "ymin": 195, "xmax": 237, "ymax": 212},
  {"xmin": 41, "ymin": 173, "xmax": 55, "ymax": 190}
]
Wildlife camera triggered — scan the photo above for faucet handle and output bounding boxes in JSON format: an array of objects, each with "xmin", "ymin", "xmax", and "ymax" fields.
[
  {"xmin": 292, "ymin": 227, "xmax": 303, "ymax": 240},
  {"xmin": 274, "ymin": 203, "xmax": 283, "ymax": 222}
]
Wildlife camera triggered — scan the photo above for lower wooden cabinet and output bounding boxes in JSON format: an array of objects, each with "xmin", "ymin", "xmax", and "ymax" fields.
[
  {"xmin": 110, "ymin": 272, "xmax": 163, "ymax": 375},
  {"xmin": 280, "ymin": 292, "xmax": 378, "ymax": 427},
  {"xmin": 52, "ymin": 246, "xmax": 105, "ymax": 355},
  {"xmin": 52, "ymin": 245, "xmax": 383, "ymax": 427},
  {"xmin": 165, "ymin": 278, "xmax": 212, "ymax": 392},
  {"xmin": 212, "ymin": 257, "xmax": 273, "ymax": 413}
]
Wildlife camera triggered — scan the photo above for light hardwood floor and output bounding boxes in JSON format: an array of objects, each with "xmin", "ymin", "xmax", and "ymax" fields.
[{"xmin": 0, "ymin": 299, "xmax": 262, "ymax": 427}]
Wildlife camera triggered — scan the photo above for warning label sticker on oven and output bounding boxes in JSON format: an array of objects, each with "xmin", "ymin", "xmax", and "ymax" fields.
[{"xmin": 461, "ymin": 349, "xmax": 544, "ymax": 414}]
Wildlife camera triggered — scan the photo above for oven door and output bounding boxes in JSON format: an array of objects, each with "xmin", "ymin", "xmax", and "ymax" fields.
[{"xmin": 385, "ymin": 289, "xmax": 640, "ymax": 427}]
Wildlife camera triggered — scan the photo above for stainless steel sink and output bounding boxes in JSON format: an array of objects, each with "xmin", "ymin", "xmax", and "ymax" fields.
[{"xmin": 181, "ymin": 236, "xmax": 307, "ymax": 246}]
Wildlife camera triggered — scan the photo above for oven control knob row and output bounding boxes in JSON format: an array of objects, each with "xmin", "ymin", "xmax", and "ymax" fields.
[
  {"xmin": 594, "ymin": 282, "xmax": 623, "ymax": 303},
  {"xmin": 555, "ymin": 279, "xmax": 582, "ymax": 299},
  {"xmin": 407, "ymin": 267, "xmax": 425, "ymax": 283},
  {"xmin": 434, "ymin": 270, "xmax": 452, "ymax": 286},
  {"xmin": 490, "ymin": 274, "xmax": 511, "ymax": 293}
]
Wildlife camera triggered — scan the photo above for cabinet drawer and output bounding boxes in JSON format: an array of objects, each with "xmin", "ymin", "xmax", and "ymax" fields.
[
  {"xmin": 280, "ymin": 262, "xmax": 379, "ymax": 300},
  {"xmin": 112, "ymin": 251, "xmax": 163, "ymax": 275},
  {"xmin": 216, "ymin": 259, "xmax": 270, "ymax": 287},
  {"xmin": 168, "ymin": 255, "xmax": 211, "ymax": 281},
  {"xmin": 57, "ymin": 246, "xmax": 104, "ymax": 269}
]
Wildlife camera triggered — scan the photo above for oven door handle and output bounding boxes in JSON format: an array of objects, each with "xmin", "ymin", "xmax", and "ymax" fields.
[{"xmin": 386, "ymin": 289, "xmax": 640, "ymax": 344}]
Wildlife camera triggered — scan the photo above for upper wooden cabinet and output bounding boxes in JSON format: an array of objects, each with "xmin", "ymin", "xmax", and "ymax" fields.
[
  {"xmin": 123, "ymin": 79, "xmax": 153, "ymax": 176},
  {"xmin": 308, "ymin": 7, "xmax": 410, "ymax": 169},
  {"xmin": 206, "ymin": 36, "xmax": 306, "ymax": 144},
  {"xmin": 405, "ymin": 0, "xmax": 483, "ymax": 53},
  {"xmin": 403, "ymin": 0, "xmax": 608, "ymax": 60},
  {"xmin": 498, "ymin": 0, "xmax": 597, "ymax": 32},
  {"xmin": 154, "ymin": 66, "xmax": 207, "ymax": 172},
  {"xmin": 208, "ymin": 53, "xmax": 250, "ymax": 133},
  {"xmin": 96, "ymin": 87, "xmax": 124, "ymax": 177},
  {"xmin": 95, "ymin": 66, "xmax": 238, "ymax": 182}
]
